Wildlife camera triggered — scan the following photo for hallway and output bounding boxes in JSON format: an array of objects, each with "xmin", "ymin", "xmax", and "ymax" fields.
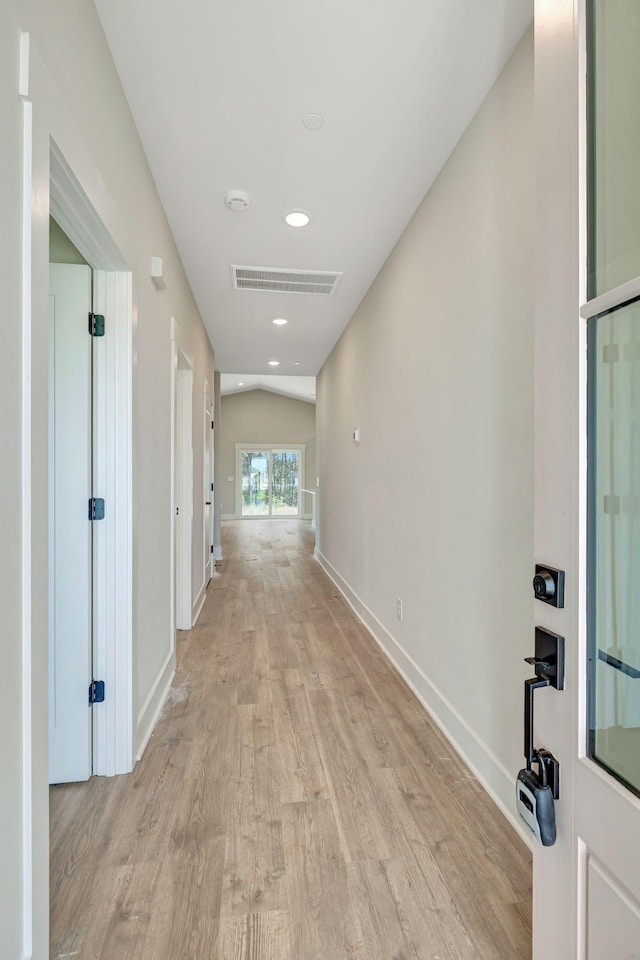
[{"xmin": 50, "ymin": 520, "xmax": 531, "ymax": 959}]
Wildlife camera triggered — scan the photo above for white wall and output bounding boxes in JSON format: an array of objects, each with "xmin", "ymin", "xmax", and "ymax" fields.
[
  {"xmin": 0, "ymin": 12, "xmax": 28, "ymax": 959},
  {"xmin": 316, "ymin": 30, "xmax": 534, "ymax": 831},
  {"xmin": 1, "ymin": 2, "xmax": 215, "ymax": 955},
  {"xmin": 49, "ymin": 217, "xmax": 88, "ymax": 264},
  {"xmin": 220, "ymin": 389, "xmax": 316, "ymax": 517}
]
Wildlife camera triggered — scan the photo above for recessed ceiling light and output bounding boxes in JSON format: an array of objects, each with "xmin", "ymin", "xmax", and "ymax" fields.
[
  {"xmin": 293, "ymin": 361, "xmax": 301, "ymax": 366},
  {"xmin": 303, "ymin": 113, "xmax": 324, "ymax": 130},
  {"xmin": 272, "ymin": 317, "xmax": 288, "ymax": 326},
  {"xmin": 268, "ymin": 360, "xmax": 280, "ymax": 367},
  {"xmin": 237, "ymin": 381, "xmax": 245, "ymax": 386},
  {"xmin": 285, "ymin": 209, "xmax": 311, "ymax": 228}
]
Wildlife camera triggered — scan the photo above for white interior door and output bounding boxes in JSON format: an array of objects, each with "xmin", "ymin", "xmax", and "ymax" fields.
[
  {"xmin": 48, "ymin": 263, "xmax": 92, "ymax": 784},
  {"xmin": 534, "ymin": 3, "xmax": 640, "ymax": 957},
  {"xmin": 204, "ymin": 397, "xmax": 214, "ymax": 584}
]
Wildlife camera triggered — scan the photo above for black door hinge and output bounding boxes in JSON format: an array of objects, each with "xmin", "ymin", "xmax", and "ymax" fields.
[
  {"xmin": 211, "ymin": 420, "xmax": 215, "ymax": 429},
  {"xmin": 89, "ymin": 313, "xmax": 105, "ymax": 337},
  {"xmin": 210, "ymin": 544, "xmax": 214, "ymax": 554},
  {"xmin": 211, "ymin": 482, "xmax": 214, "ymax": 492},
  {"xmin": 89, "ymin": 680, "xmax": 105, "ymax": 705},
  {"xmin": 88, "ymin": 497, "xmax": 105, "ymax": 520}
]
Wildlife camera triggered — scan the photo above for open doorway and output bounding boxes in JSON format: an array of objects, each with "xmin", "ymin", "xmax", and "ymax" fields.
[{"xmin": 48, "ymin": 142, "xmax": 133, "ymax": 780}]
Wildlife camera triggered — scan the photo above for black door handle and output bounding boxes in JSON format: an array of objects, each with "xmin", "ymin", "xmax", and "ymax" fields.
[
  {"xmin": 205, "ymin": 501, "xmax": 212, "ymax": 505},
  {"xmin": 524, "ymin": 675, "xmax": 550, "ymax": 766}
]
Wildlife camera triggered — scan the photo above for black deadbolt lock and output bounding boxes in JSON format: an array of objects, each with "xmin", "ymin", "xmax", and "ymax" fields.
[{"xmin": 532, "ymin": 564, "xmax": 565, "ymax": 608}]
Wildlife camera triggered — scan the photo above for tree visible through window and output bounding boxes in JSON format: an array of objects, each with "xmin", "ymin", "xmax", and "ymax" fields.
[
  {"xmin": 272, "ymin": 451, "xmax": 299, "ymax": 516},
  {"xmin": 240, "ymin": 449, "xmax": 301, "ymax": 517}
]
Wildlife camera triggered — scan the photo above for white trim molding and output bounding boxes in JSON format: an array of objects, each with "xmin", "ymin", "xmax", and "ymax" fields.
[
  {"xmin": 135, "ymin": 652, "xmax": 175, "ymax": 762},
  {"xmin": 314, "ymin": 547, "xmax": 532, "ymax": 849},
  {"xmin": 175, "ymin": 359, "xmax": 193, "ymax": 630},
  {"xmin": 91, "ymin": 270, "xmax": 133, "ymax": 777},
  {"xmin": 50, "ymin": 140, "xmax": 126, "ymax": 271},
  {"xmin": 21, "ymin": 95, "xmax": 34, "ymax": 960},
  {"xmin": 192, "ymin": 580, "xmax": 207, "ymax": 627},
  {"xmin": 203, "ymin": 382, "xmax": 214, "ymax": 590}
]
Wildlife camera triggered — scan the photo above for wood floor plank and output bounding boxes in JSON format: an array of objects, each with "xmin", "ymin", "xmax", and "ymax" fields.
[
  {"xmin": 50, "ymin": 518, "xmax": 531, "ymax": 960},
  {"xmin": 281, "ymin": 800, "xmax": 363, "ymax": 960},
  {"xmin": 217, "ymin": 909, "xmax": 291, "ymax": 960},
  {"xmin": 347, "ymin": 857, "xmax": 481, "ymax": 960},
  {"xmin": 271, "ymin": 680, "xmax": 330, "ymax": 804},
  {"xmin": 307, "ymin": 688, "xmax": 400, "ymax": 863},
  {"xmin": 137, "ymin": 844, "xmax": 223, "ymax": 960}
]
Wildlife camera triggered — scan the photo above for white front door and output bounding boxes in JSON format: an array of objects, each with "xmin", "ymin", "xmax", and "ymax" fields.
[
  {"xmin": 48, "ymin": 263, "xmax": 93, "ymax": 784},
  {"xmin": 534, "ymin": 2, "xmax": 640, "ymax": 957}
]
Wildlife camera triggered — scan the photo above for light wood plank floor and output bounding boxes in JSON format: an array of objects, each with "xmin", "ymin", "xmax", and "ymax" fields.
[{"xmin": 50, "ymin": 519, "xmax": 531, "ymax": 960}]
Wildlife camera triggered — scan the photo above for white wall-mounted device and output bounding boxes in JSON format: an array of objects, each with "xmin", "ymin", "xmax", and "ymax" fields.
[
  {"xmin": 225, "ymin": 190, "xmax": 250, "ymax": 212},
  {"xmin": 150, "ymin": 256, "xmax": 167, "ymax": 291}
]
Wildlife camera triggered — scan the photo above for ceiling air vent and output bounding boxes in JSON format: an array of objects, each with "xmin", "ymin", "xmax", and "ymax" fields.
[{"xmin": 231, "ymin": 265, "xmax": 343, "ymax": 296}]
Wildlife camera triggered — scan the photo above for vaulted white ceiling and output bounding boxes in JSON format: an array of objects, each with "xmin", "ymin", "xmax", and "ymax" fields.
[
  {"xmin": 221, "ymin": 374, "xmax": 316, "ymax": 403},
  {"xmin": 94, "ymin": 0, "xmax": 532, "ymax": 376}
]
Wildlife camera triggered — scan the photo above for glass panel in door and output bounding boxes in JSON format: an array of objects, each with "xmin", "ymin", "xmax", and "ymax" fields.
[
  {"xmin": 271, "ymin": 450, "xmax": 300, "ymax": 516},
  {"xmin": 588, "ymin": 298, "xmax": 640, "ymax": 795},
  {"xmin": 241, "ymin": 450, "xmax": 269, "ymax": 516},
  {"xmin": 587, "ymin": 0, "xmax": 640, "ymax": 297}
]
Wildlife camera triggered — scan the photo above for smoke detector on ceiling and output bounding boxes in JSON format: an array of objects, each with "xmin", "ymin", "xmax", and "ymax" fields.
[{"xmin": 225, "ymin": 190, "xmax": 250, "ymax": 212}]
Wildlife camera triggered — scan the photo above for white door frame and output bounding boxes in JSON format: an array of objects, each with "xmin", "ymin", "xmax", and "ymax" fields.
[
  {"xmin": 213, "ymin": 371, "xmax": 223, "ymax": 561},
  {"xmin": 50, "ymin": 143, "xmax": 133, "ymax": 778},
  {"xmin": 91, "ymin": 269, "xmax": 133, "ymax": 776},
  {"xmin": 170, "ymin": 319, "xmax": 194, "ymax": 631},
  {"xmin": 48, "ymin": 264, "xmax": 93, "ymax": 785},
  {"xmin": 21, "ymin": 43, "xmax": 133, "ymax": 956},
  {"xmin": 203, "ymin": 383, "xmax": 214, "ymax": 587}
]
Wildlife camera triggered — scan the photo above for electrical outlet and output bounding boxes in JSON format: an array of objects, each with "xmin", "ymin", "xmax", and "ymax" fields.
[{"xmin": 396, "ymin": 598, "xmax": 403, "ymax": 622}]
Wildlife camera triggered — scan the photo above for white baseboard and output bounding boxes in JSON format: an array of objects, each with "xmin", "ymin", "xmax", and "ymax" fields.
[
  {"xmin": 221, "ymin": 513, "xmax": 237, "ymax": 520},
  {"xmin": 134, "ymin": 650, "xmax": 176, "ymax": 762},
  {"xmin": 192, "ymin": 580, "xmax": 206, "ymax": 626},
  {"xmin": 314, "ymin": 548, "xmax": 531, "ymax": 849}
]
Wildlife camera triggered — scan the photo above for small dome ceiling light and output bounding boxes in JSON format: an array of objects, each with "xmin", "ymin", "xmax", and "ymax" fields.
[
  {"xmin": 303, "ymin": 113, "xmax": 324, "ymax": 130},
  {"xmin": 272, "ymin": 317, "xmax": 288, "ymax": 326},
  {"xmin": 225, "ymin": 189, "xmax": 250, "ymax": 212},
  {"xmin": 285, "ymin": 209, "xmax": 311, "ymax": 227},
  {"xmin": 293, "ymin": 361, "xmax": 301, "ymax": 366},
  {"xmin": 237, "ymin": 381, "xmax": 245, "ymax": 386},
  {"xmin": 268, "ymin": 360, "xmax": 280, "ymax": 366}
]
